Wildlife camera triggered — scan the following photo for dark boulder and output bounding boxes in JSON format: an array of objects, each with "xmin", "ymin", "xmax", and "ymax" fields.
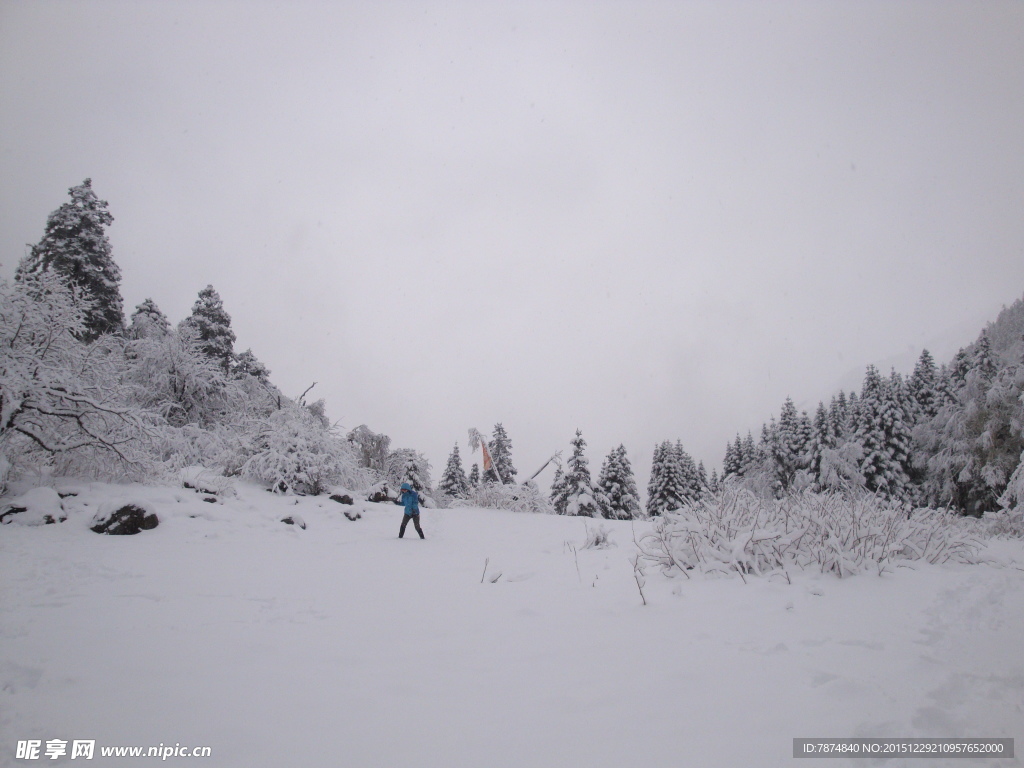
[
  {"xmin": 330, "ymin": 494, "xmax": 355, "ymax": 505},
  {"xmin": 91, "ymin": 504, "xmax": 158, "ymax": 535}
]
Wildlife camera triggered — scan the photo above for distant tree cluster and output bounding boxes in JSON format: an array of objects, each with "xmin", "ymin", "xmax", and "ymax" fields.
[
  {"xmin": 546, "ymin": 430, "xmax": 642, "ymax": 519},
  {"xmin": 720, "ymin": 311, "xmax": 1024, "ymax": 516}
]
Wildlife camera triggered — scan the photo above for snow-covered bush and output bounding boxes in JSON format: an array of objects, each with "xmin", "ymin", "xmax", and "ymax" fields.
[
  {"xmin": 637, "ymin": 486, "xmax": 982, "ymax": 581},
  {"xmin": 580, "ymin": 521, "xmax": 614, "ymax": 549},
  {"xmin": 241, "ymin": 403, "xmax": 364, "ymax": 495},
  {"xmin": 978, "ymin": 508, "xmax": 1024, "ymax": 539},
  {"xmin": 454, "ymin": 480, "xmax": 553, "ymax": 514}
]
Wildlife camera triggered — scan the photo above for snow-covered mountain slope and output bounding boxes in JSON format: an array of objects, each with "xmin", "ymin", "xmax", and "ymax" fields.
[{"xmin": 2, "ymin": 482, "xmax": 1021, "ymax": 767}]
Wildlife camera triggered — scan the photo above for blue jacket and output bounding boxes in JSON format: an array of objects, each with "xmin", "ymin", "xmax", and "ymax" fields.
[{"xmin": 400, "ymin": 485, "xmax": 420, "ymax": 516}]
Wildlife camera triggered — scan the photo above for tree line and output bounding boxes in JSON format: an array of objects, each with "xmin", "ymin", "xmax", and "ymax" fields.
[{"xmin": 5, "ymin": 179, "xmax": 1023, "ymax": 519}]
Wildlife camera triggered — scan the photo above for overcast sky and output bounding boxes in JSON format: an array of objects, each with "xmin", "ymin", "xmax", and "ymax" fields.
[{"xmin": 2, "ymin": 1, "xmax": 1023, "ymax": 489}]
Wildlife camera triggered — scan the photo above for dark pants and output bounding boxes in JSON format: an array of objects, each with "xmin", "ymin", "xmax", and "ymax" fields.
[{"xmin": 399, "ymin": 512, "xmax": 424, "ymax": 539}]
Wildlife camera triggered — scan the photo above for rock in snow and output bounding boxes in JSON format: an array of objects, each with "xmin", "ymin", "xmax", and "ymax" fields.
[
  {"xmin": 0, "ymin": 487, "xmax": 66, "ymax": 526},
  {"xmin": 90, "ymin": 502, "xmax": 159, "ymax": 535}
]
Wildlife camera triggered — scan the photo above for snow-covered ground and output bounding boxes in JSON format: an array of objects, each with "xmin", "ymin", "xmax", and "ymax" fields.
[{"xmin": 1, "ymin": 482, "xmax": 1022, "ymax": 767}]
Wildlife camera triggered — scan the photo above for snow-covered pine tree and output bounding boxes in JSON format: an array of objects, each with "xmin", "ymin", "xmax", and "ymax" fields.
[
  {"xmin": 769, "ymin": 397, "xmax": 807, "ymax": 493},
  {"xmin": 949, "ymin": 348, "xmax": 971, "ymax": 392},
  {"xmin": 438, "ymin": 443, "xmax": 471, "ymax": 499},
  {"xmin": 232, "ymin": 348, "xmax": 271, "ymax": 382},
  {"xmin": 468, "ymin": 462, "xmax": 480, "ymax": 488},
  {"xmin": 563, "ymin": 430, "xmax": 599, "ymax": 516},
  {"xmin": 829, "ymin": 391, "xmax": 850, "ymax": 440},
  {"xmin": 854, "ymin": 365, "xmax": 912, "ymax": 500},
  {"xmin": 16, "ymin": 179, "xmax": 124, "ymax": 341},
  {"xmin": 128, "ymin": 298, "xmax": 170, "ymax": 340},
  {"xmin": 596, "ymin": 444, "xmax": 641, "ymax": 519},
  {"xmin": 675, "ymin": 441, "xmax": 702, "ymax": 503},
  {"xmin": 486, "ymin": 423, "xmax": 517, "ymax": 483},
  {"xmin": 646, "ymin": 442, "xmax": 668, "ymax": 516},
  {"xmin": 974, "ymin": 332, "xmax": 998, "ymax": 383},
  {"xmin": 708, "ymin": 468, "xmax": 720, "ymax": 494},
  {"xmin": 549, "ymin": 463, "xmax": 569, "ymax": 515},
  {"xmin": 742, "ymin": 430, "xmax": 760, "ymax": 473},
  {"xmin": 181, "ymin": 285, "xmax": 236, "ymax": 371},
  {"xmin": 647, "ymin": 441, "xmax": 685, "ymax": 516},
  {"xmin": 400, "ymin": 450, "xmax": 432, "ymax": 494},
  {"xmin": 697, "ymin": 460, "xmax": 708, "ymax": 494},
  {"xmin": 909, "ymin": 349, "xmax": 940, "ymax": 420},
  {"xmin": 889, "ymin": 370, "xmax": 917, "ymax": 424},
  {"xmin": 807, "ymin": 401, "xmax": 833, "ymax": 487},
  {"xmin": 723, "ymin": 435, "xmax": 742, "ymax": 478}
]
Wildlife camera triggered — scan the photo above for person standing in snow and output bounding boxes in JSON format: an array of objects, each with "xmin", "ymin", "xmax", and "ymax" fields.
[{"xmin": 398, "ymin": 482, "xmax": 425, "ymax": 539}]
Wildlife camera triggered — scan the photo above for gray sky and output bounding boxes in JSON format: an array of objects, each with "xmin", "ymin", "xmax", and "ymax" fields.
[{"xmin": 2, "ymin": 1, "xmax": 1023, "ymax": 489}]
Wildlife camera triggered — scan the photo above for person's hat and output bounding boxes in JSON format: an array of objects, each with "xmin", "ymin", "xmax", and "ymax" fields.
[{"xmin": 401, "ymin": 482, "xmax": 412, "ymax": 490}]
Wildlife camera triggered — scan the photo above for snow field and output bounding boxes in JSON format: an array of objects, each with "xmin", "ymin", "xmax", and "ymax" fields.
[{"xmin": 1, "ymin": 482, "xmax": 1022, "ymax": 767}]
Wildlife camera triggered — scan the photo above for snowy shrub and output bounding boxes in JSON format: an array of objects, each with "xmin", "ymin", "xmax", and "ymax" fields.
[
  {"xmin": 241, "ymin": 404, "xmax": 363, "ymax": 495},
  {"xmin": 580, "ymin": 521, "xmax": 614, "ymax": 549},
  {"xmin": 455, "ymin": 480, "xmax": 554, "ymax": 514},
  {"xmin": 978, "ymin": 508, "xmax": 1024, "ymax": 539},
  {"xmin": 637, "ymin": 486, "xmax": 982, "ymax": 581}
]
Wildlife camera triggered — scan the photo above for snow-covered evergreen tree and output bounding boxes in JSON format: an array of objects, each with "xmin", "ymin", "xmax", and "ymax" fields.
[
  {"xmin": 128, "ymin": 298, "xmax": 170, "ymax": 340},
  {"xmin": 676, "ymin": 441, "xmax": 702, "ymax": 503},
  {"xmin": 708, "ymin": 468, "xmax": 720, "ymax": 494},
  {"xmin": 768, "ymin": 397, "xmax": 808, "ymax": 493},
  {"xmin": 549, "ymin": 463, "xmax": 569, "ymax": 515},
  {"xmin": 468, "ymin": 462, "xmax": 480, "ymax": 488},
  {"xmin": 854, "ymin": 365, "xmax": 912, "ymax": 500},
  {"xmin": 829, "ymin": 391, "xmax": 850, "ymax": 440},
  {"xmin": 403, "ymin": 453, "xmax": 431, "ymax": 494},
  {"xmin": 807, "ymin": 401, "xmax": 833, "ymax": 487},
  {"xmin": 647, "ymin": 441, "xmax": 687, "ymax": 516},
  {"xmin": 16, "ymin": 179, "xmax": 124, "ymax": 341},
  {"xmin": 181, "ymin": 285, "xmax": 236, "ymax": 371},
  {"xmin": 909, "ymin": 349, "xmax": 940, "ymax": 420},
  {"xmin": 232, "ymin": 348, "xmax": 271, "ymax": 383},
  {"xmin": 740, "ymin": 431, "xmax": 759, "ymax": 474},
  {"xmin": 949, "ymin": 347, "xmax": 971, "ymax": 391},
  {"xmin": 486, "ymin": 423, "xmax": 517, "ymax": 483},
  {"xmin": 563, "ymin": 430, "xmax": 599, "ymax": 516},
  {"xmin": 438, "ymin": 443, "xmax": 471, "ymax": 499},
  {"xmin": 723, "ymin": 435, "xmax": 742, "ymax": 478},
  {"xmin": 596, "ymin": 444, "xmax": 641, "ymax": 520}
]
